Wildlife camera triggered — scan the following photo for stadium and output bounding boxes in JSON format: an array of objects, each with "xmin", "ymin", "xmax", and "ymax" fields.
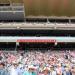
[{"xmin": 0, "ymin": 0, "xmax": 75, "ymax": 75}]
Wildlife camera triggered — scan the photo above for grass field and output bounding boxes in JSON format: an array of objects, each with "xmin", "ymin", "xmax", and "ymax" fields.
[{"xmin": 0, "ymin": 0, "xmax": 75, "ymax": 17}]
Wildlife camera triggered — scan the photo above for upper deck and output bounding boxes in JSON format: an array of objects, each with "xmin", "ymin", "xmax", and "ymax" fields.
[{"xmin": 0, "ymin": 3, "xmax": 25, "ymax": 21}]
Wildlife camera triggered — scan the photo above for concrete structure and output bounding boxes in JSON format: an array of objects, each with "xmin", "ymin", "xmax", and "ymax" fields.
[
  {"xmin": 0, "ymin": 3, "xmax": 25, "ymax": 21},
  {"xmin": 0, "ymin": 22, "xmax": 75, "ymax": 30}
]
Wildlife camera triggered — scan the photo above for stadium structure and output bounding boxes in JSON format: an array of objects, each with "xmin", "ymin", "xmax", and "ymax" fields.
[{"xmin": 0, "ymin": 1, "xmax": 75, "ymax": 51}]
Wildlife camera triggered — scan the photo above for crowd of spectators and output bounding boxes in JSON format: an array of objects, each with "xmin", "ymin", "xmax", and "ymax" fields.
[{"xmin": 0, "ymin": 50, "xmax": 75, "ymax": 75}]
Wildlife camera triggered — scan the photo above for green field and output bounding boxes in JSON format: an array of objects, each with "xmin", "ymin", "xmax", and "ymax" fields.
[{"xmin": 0, "ymin": 0, "xmax": 75, "ymax": 17}]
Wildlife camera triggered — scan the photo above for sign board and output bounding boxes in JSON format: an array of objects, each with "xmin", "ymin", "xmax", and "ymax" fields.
[{"xmin": 17, "ymin": 39, "xmax": 56, "ymax": 43}]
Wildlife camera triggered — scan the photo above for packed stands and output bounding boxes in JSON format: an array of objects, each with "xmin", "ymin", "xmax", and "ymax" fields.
[{"xmin": 0, "ymin": 50, "xmax": 75, "ymax": 75}]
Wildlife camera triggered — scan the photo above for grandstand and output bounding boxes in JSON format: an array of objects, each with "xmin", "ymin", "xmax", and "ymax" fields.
[
  {"xmin": 0, "ymin": 1, "xmax": 75, "ymax": 75},
  {"xmin": 0, "ymin": 0, "xmax": 75, "ymax": 51},
  {"xmin": 0, "ymin": 7, "xmax": 75, "ymax": 51},
  {"xmin": 0, "ymin": 0, "xmax": 75, "ymax": 16}
]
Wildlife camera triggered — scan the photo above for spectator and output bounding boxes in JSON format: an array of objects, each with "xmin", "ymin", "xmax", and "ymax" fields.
[
  {"xmin": 0, "ymin": 62, "xmax": 10, "ymax": 75},
  {"xmin": 10, "ymin": 63, "xmax": 22, "ymax": 75},
  {"xmin": 50, "ymin": 66, "xmax": 57, "ymax": 75},
  {"xmin": 23, "ymin": 65, "xmax": 37, "ymax": 75}
]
